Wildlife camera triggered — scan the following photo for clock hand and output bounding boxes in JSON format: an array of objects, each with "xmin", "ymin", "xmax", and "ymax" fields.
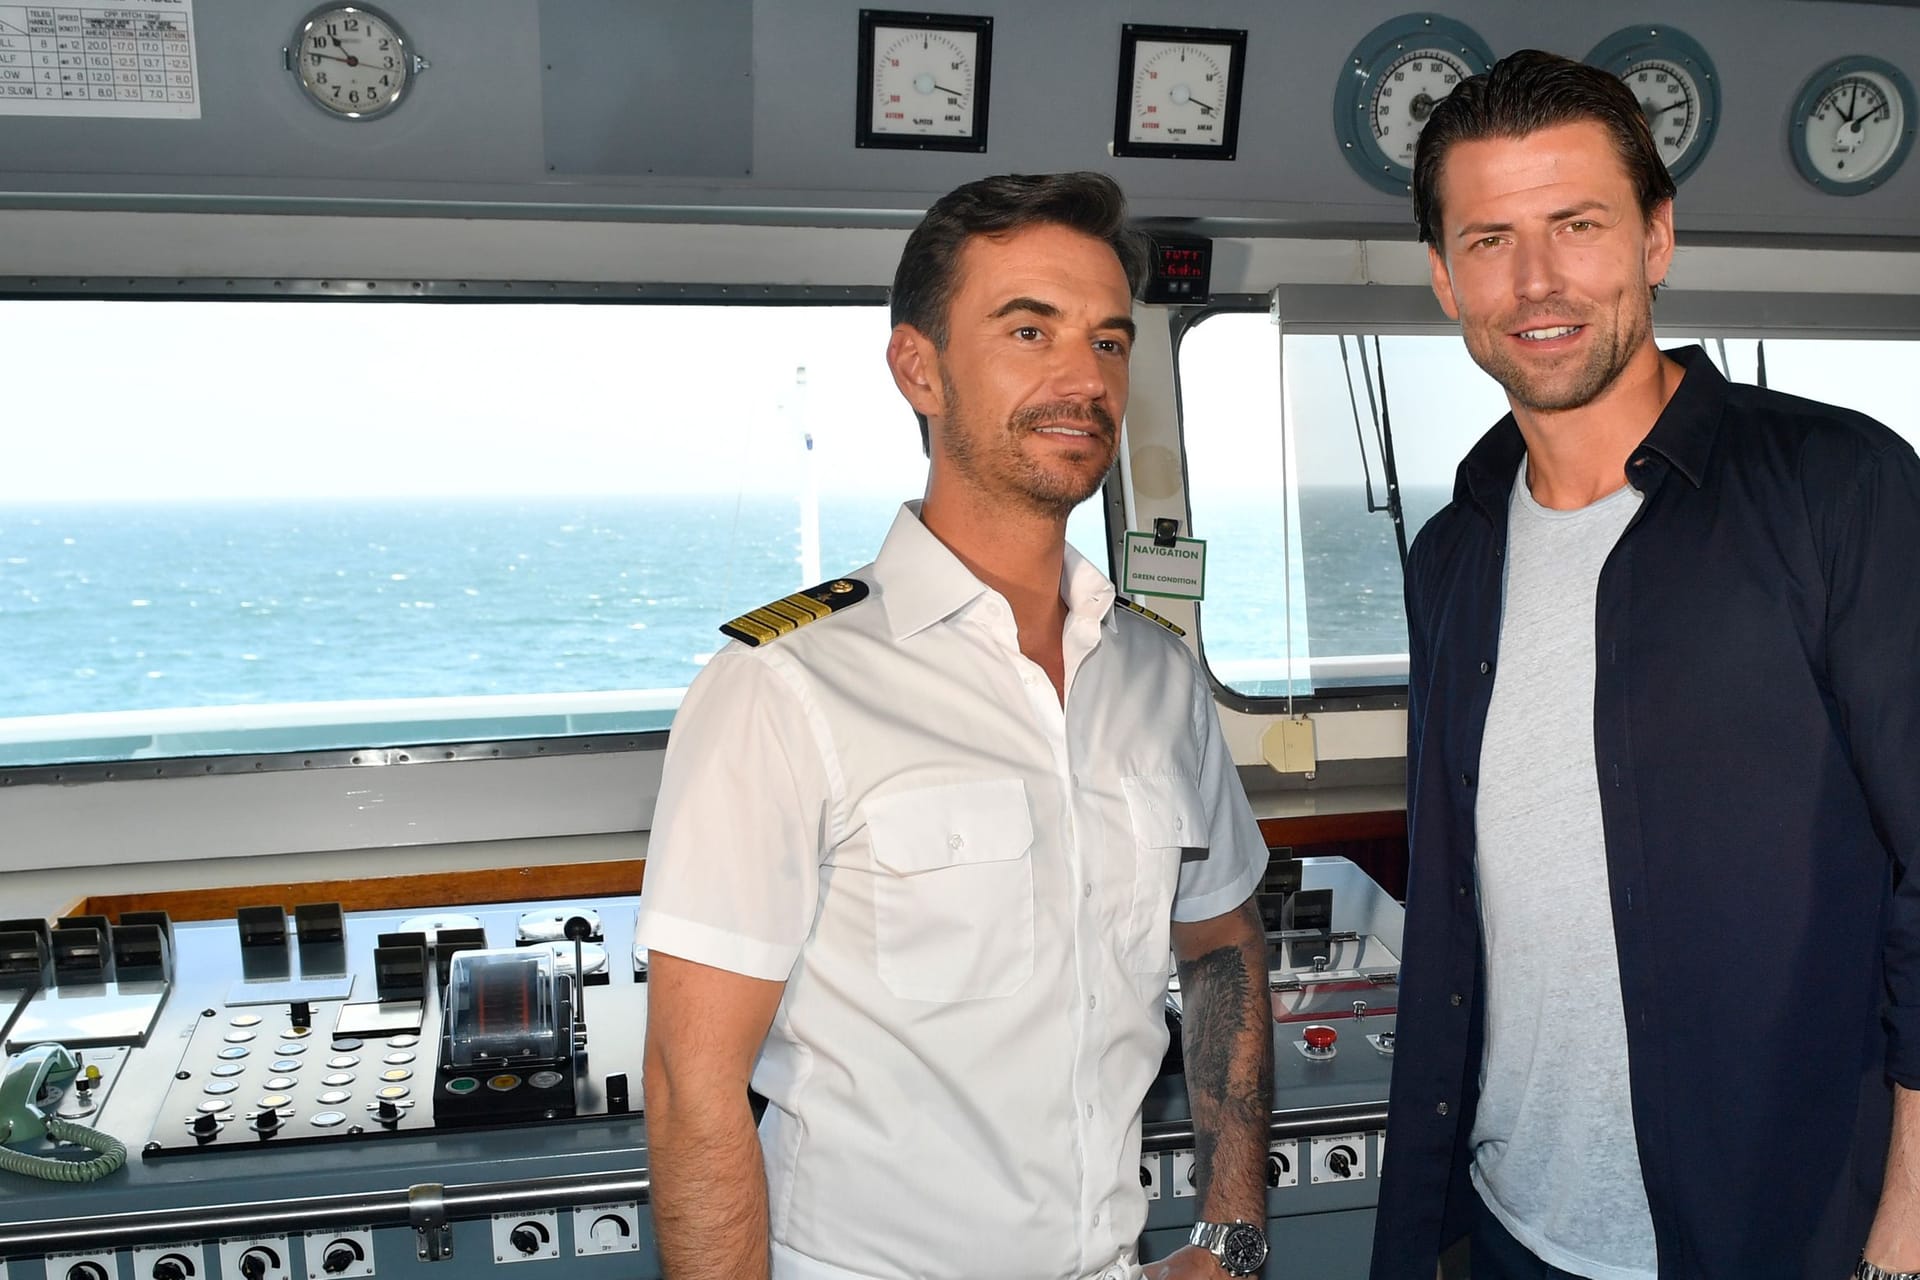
[{"xmin": 329, "ymin": 34, "xmax": 360, "ymax": 67}]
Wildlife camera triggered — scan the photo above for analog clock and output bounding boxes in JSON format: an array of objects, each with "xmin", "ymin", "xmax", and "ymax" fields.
[
  {"xmin": 1585, "ymin": 26, "xmax": 1719, "ymax": 182},
  {"xmin": 855, "ymin": 10, "xmax": 992, "ymax": 152},
  {"xmin": 1789, "ymin": 55, "xmax": 1917, "ymax": 194},
  {"xmin": 1333, "ymin": 13, "xmax": 1495, "ymax": 194},
  {"xmin": 1111, "ymin": 24, "xmax": 1247, "ymax": 161},
  {"xmin": 289, "ymin": 4, "xmax": 424, "ymax": 121}
]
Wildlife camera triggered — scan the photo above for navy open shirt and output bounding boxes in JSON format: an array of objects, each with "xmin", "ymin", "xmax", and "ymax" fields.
[{"xmin": 1371, "ymin": 347, "xmax": 1920, "ymax": 1278}]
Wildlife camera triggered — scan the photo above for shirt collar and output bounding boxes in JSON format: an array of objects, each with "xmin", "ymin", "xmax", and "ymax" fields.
[
  {"xmin": 1456, "ymin": 343, "xmax": 1726, "ymax": 523},
  {"xmin": 874, "ymin": 501, "xmax": 1118, "ymax": 640}
]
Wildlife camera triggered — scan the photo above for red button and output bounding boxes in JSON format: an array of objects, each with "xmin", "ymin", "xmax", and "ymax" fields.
[{"xmin": 1304, "ymin": 1025, "xmax": 1337, "ymax": 1051}]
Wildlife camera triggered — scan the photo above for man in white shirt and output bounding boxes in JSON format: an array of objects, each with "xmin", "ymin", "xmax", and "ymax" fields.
[{"xmin": 636, "ymin": 172, "xmax": 1273, "ymax": 1280}]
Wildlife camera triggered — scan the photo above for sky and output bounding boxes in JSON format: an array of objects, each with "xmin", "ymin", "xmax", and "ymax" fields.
[{"xmin": 1, "ymin": 299, "xmax": 1914, "ymax": 507}]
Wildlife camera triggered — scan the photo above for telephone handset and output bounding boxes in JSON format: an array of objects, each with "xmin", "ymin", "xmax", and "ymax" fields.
[{"xmin": 0, "ymin": 1043, "xmax": 127, "ymax": 1182}]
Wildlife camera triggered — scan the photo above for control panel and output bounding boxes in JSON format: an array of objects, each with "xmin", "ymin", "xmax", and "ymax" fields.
[{"xmin": 0, "ymin": 857, "xmax": 1397, "ymax": 1279}]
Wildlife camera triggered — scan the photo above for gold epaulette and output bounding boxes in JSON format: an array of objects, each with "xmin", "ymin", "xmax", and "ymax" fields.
[
  {"xmin": 720, "ymin": 578, "xmax": 870, "ymax": 647},
  {"xmin": 1115, "ymin": 595, "xmax": 1186, "ymax": 637}
]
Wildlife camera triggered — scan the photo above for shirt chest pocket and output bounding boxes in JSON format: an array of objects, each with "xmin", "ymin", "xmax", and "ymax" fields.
[
  {"xmin": 1121, "ymin": 774, "xmax": 1207, "ymax": 977},
  {"xmin": 864, "ymin": 778, "xmax": 1036, "ymax": 1003}
]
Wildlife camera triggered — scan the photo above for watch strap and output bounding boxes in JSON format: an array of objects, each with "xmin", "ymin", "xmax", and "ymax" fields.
[{"xmin": 1856, "ymin": 1257, "xmax": 1920, "ymax": 1280}]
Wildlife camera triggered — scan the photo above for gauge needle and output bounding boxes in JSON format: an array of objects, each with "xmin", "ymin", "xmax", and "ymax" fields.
[
  {"xmin": 1642, "ymin": 97, "xmax": 1686, "ymax": 120},
  {"xmin": 931, "ymin": 83, "xmax": 965, "ymax": 97}
]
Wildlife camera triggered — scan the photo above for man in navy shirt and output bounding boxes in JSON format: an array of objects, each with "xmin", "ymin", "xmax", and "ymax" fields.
[{"xmin": 1371, "ymin": 50, "xmax": 1920, "ymax": 1280}]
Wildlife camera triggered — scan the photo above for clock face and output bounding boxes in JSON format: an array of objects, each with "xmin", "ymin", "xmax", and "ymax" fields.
[
  {"xmin": 1586, "ymin": 27, "xmax": 1720, "ymax": 182},
  {"xmin": 856, "ymin": 11, "xmax": 992, "ymax": 152},
  {"xmin": 1791, "ymin": 58, "xmax": 1917, "ymax": 193},
  {"xmin": 1333, "ymin": 14, "xmax": 1495, "ymax": 194},
  {"xmin": 1112, "ymin": 24, "xmax": 1246, "ymax": 160},
  {"xmin": 293, "ymin": 5, "xmax": 412, "ymax": 120}
]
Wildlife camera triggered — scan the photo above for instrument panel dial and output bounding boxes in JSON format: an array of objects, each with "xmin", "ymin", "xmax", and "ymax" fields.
[
  {"xmin": 1586, "ymin": 26, "xmax": 1720, "ymax": 182},
  {"xmin": 1790, "ymin": 56, "xmax": 1917, "ymax": 194},
  {"xmin": 1334, "ymin": 13, "xmax": 1495, "ymax": 194},
  {"xmin": 855, "ymin": 10, "xmax": 993, "ymax": 152},
  {"xmin": 1112, "ymin": 24, "xmax": 1247, "ymax": 160}
]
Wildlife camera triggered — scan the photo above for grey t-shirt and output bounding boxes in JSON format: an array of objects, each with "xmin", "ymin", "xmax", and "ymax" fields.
[{"xmin": 1470, "ymin": 460, "xmax": 1656, "ymax": 1279}]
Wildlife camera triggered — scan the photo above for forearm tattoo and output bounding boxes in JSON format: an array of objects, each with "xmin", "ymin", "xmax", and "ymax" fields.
[{"xmin": 1176, "ymin": 937, "xmax": 1273, "ymax": 1209}]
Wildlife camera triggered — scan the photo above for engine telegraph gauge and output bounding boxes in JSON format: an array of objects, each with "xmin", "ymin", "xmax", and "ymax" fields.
[
  {"xmin": 1111, "ymin": 24, "xmax": 1248, "ymax": 160},
  {"xmin": 287, "ymin": 4, "xmax": 425, "ymax": 121},
  {"xmin": 1333, "ymin": 13, "xmax": 1494, "ymax": 194},
  {"xmin": 1788, "ymin": 55, "xmax": 1917, "ymax": 195},
  {"xmin": 855, "ymin": 10, "xmax": 993, "ymax": 152},
  {"xmin": 1585, "ymin": 26, "xmax": 1720, "ymax": 183}
]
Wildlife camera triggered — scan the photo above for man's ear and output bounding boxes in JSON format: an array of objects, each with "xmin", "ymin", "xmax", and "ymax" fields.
[
  {"xmin": 1427, "ymin": 245, "xmax": 1461, "ymax": 321},
  {"xmin": 886, "ymin": 324, "xmax": 945, "ymax": 421},
  {"xmin": 1644, "ymin": 197, "xmax": 1676, "ymax": 290}
]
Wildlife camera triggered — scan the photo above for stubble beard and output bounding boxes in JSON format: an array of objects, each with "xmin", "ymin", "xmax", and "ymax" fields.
[
  {"xmin": 1468, "ymin": 290, "xmax": 1654, "ymax": 414},
  {"xmin": 939, "ymin": 380, "xmax": 1119, "ymax": 520}
]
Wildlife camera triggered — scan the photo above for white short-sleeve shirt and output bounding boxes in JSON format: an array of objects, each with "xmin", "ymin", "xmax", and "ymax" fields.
[{"xmin": 635, "ymin": 502, "xmax": 1267, "ymax": 1280}]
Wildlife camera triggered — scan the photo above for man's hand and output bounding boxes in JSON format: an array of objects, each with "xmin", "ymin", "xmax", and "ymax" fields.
[{"xmin": 1140, "ymin": 1244, "xmax": 1227, "ymax": 1279}]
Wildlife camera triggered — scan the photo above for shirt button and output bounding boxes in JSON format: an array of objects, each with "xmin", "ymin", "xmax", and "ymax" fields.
[
  {"xmin": 1083, "ymin": 882, "xmax": 1093, "ymax": 899},
  {"xmin": 1479, "ymin": 660, "xmax": 1491, "ymax": 674},
  {"xmin": 1456, "ymin": 884, "xmax": 1469, "ymax": 897},
  {"xmin": 1089, "ymin": 996, "xmax": 1097, "ymax": 1010},
  {"xmin": 948, "ymin": 834, "xmax": 964, "ymax": 850},
  {"xmin": 1092, "ymin": 1212, "xmax": 1100, "ymax": 1226},
  {"xmin": 1173, "ymin": 816, "xmax": 1184, "ymax": 831},
  {"xmin": 1449, "ymin": 993, "xmax": 1463, "ymax": 1007},
  {"xmin": 1459, "ymin": 772, "xmax": 1474, "ymax": 787},
  {"xmin": 1086, "ymin": 1104, "xmax": 1094, "ymax": 1118},
  {"xmin": 1437, "ymin": 1101, "xmax": 1450, "ymax": 1116}
]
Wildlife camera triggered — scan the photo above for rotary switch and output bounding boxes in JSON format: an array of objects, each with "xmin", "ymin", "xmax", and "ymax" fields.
[
  {"xmin": 509, "ymin": 1220, "xmax": 550, "ymax": 1255},
  {"xmin": 1327, "ymin": 1143, "xmax": 1358, "ymax": 1178},
  {"xmin": 152, "ymin": 1254, "xmax": 196, "ymax": 1280},
  {"xmin": 320, "ymin": 1239, "xmax": 363, "ymax": 1275},
  {"xmin": 238, "ymin": 1247, "xmax": 280, "ymax": 1280},
  {"xmin": 66, "ymin": 1265, "xmax": 110, "ymax": 1280}
]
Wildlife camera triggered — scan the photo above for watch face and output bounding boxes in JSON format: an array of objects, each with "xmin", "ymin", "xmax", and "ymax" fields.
[{"xmin": 1221, "ymin": 1222, "xmax": 1268, "ymax": 1273}]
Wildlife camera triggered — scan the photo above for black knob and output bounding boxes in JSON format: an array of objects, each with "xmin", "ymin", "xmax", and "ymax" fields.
[
  {"xmin": 290, "ymin": 1000, "xmax": 312, "ymax": 1030},
  {"xmin": 563, "ymin": 915, "xmax": 594, "ymax": 942},
  {"xmin": 509, "ymin": 1223, "xmax": 545, "ymax": 1255},
  {"xmin": 68, "ymin": 1264, "xmax": 109, "ymax": 1280},
  {"xmin": 191, "ymin": 1111, "xmax": 219, "ymax": 1136},
  {"xmin": 1328, "ymin": 1145, "xmax": 1355, "ymax": 1178},
  {"xmin": 253, "ymin": 1109, "xmax": 281, "ymax": 1133},
  {"xmin": 239, "ymin": 1249, "xmax": 272, "ymax": 1280},
  {"xmin": 377, "ymin": 1097, "xmax": 401, "ymax": 1122},
  {"xmin": 153, "ymin": 1255, "xmax": 191, "ymax": 1280},
  {"xmin": 1267, "ymin": 1152, "xmax": 1290, "ymax": 1187},
  {"xmin": 322, "ymin": 1243, "xmax": 359, "ymax": 1274},
  {"xmin": 1139, "ymin": 1164, "xmax": 1152, "ymax": 1187}
]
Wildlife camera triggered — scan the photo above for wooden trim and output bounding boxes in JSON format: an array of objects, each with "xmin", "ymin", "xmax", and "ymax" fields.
[
  {"xmin": 71, "ymin": 860, "xmax": 643, "ymax": 923},
  {"xmin": 1259, "ymin": 810, "xmax": 1406, "ymax": 849}
]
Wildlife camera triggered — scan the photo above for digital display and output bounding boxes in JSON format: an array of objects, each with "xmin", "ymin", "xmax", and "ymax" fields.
[
  {"xmin": 1156, "ymin": 245, "xmax": 1208, "ymax": 279},
  {"xmin": 1139, "ymin": 235, "xmax": 1213, "ymax": 304}
]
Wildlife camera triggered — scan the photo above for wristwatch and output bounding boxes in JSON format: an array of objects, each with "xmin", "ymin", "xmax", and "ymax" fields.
[
  {"xmin": 1856, "ymin": 1258, "xmax": 1920, "ymax": 1280},
  {"xmin": 1188, "ymin": 1219, "xmax": 1268, "ymax": 1276}
]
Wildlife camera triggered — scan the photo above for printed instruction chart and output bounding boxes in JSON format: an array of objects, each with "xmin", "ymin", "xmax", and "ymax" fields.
[{"xmin": 0, "ymin": 0, "xmax": 201, "ymax": 118}]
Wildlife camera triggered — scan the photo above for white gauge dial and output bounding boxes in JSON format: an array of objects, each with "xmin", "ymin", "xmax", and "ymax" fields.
[
  {"xmin": 870, "ymin": 24, "xmax": 979, "ymax": 139},
  {"xmin": 1370, "ymin": 47, "xmax": 1474, "ymax": 171},
  {"xmin": 1802, "ymin": 69, "xmax": 1906, "ymax": 184},
  {"xmin": 1623, "ymin": 59, "xmax": 1705, "ymax": 172},
  {"xmin": 1128, "ymin": 39, "xmax": 1232, "ymax": 147},
  {"xmin": 292, "ymin": 5, "xmax": 415, "ymax": 120}
]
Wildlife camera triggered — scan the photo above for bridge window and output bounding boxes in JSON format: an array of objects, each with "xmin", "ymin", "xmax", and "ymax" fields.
[
  {"xmin": 0, "ymin": 297, "xmax": 1107, "ymax": 768},
  {"xmin": 1177, "ymin": 312, "xmax": 1502, "ymax": 699}
]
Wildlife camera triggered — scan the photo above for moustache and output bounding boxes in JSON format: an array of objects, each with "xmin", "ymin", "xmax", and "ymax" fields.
[{"xmin": 1009, "ymin": 401, "xmax": 1117, "ymax": 440}]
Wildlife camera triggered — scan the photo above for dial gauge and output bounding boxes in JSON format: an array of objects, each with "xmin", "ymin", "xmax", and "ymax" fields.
[
  {"xmin": 1333, "ymin": 13, "xmax": 1495, "ymax": 194},
  {"xmin": 288, "ymin": 4, "xmax": 424, "ymax": 121},
  {"xmin": 1789, "ymin": 55, "xmax": 1917, "ymax": 195},
  {"xmin": 1111, "ymin": 24, "xmax": 1247, "ymax": 161},
  {"xmin": 855, "ymin": 10, "xmax": 992, "ymax": 152},
  {"xmin": 1585, "ymin": 26, "xmax": 1719, "ymax": 182}
]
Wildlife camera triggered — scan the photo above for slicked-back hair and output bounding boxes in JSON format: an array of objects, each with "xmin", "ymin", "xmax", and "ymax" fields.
[
  {"xmin": 891, "ymin": 171, "xmax": 1149, "ymax": 453},
  {"xmin": 1412, "ymin": 49, "xmax": 1677, "ymax": 249}
]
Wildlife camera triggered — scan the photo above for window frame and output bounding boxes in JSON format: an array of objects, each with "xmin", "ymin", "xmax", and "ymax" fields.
[{"xmin": 1173, "ymin": 283, "xmax": 1920, "ymax": 716}]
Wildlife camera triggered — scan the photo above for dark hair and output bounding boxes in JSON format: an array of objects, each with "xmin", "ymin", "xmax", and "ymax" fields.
[
  {"xmin": 1412, "ymin": 49, "xmax": 1677, "ymax": 248},
  {"xmin": 891, "ymin": 172, "xmax": 1149, "ymax": 452}
]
